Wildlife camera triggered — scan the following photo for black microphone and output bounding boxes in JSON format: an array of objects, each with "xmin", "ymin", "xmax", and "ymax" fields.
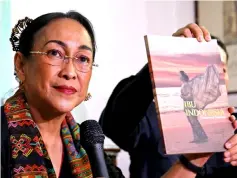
[{"xmin": 80, "ymin": 120, "xmax": 109, "ymax": 178}]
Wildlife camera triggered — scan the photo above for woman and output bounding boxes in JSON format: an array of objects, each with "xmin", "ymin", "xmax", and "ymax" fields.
[
  {"xmin": 1, "ymin": 11, "xmax": 237, "ymax": 178},
  {"xmin": 1, "ymin": 11, "xmax": 124, "ymax": 178}
]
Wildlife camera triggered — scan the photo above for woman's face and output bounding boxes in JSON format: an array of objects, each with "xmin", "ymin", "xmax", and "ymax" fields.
[{"xmin": 16, "ymin": 18, "xmax": 93, "ymax": 114}]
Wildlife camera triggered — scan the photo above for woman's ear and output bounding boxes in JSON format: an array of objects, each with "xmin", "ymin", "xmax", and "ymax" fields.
[{"xmin": 14, "ymin": 52, "xmax": 26, "ymax": 83}]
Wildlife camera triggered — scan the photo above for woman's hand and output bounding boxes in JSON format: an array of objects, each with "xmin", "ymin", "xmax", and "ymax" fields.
[{"xmin": 172, "ymin": 23, "xmax": 211, "ymax": 42}]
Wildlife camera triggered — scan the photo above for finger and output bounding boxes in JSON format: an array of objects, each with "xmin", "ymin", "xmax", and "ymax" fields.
[
  {"xmin": 173, "ymin": 34, "xmax": 185, "ymax": 38},
  {"xmin": 224, "ymin": 153, "xmax": 237, "ymax": 162},
  {"xmin": 230, "ymin": 161, "xmax": 237, "ymax": 166},
  {"xmin": 224, "ymin": 147, "xmax": 237, "ymax": 158},
  {"xmin": 185, "ymin": 23, "xmax": 204, "ymax": 42},
  {"xmin": 230, "ymin": 153, "xmax": 237, "ymax": 162},
  {"xmin": 200, "ymin": 26, "xmax": 211, "ymax": 41},
  {"xmin": 172, "ymin": 27, "xmax": 193, "ymax": 38},
  {"xmin": 233, "ymin": 120, "xmax": 237, "ymax": 130},
  {"xmin": 229, "ymin": 115, "xmax": 236, "ymax": 123},
  {"xmin": 172, "ymin": 28, "xmax": 184, "ymax": 37},
  {"xmin": 229, "ymin": 116, "xmax": 237, "ymax": 129},
  {"xmin": 228, "ymin": 107, "xmax": 235, "ymax": 114},
  {"xmin": 225, "ymin": 135, "xmax": 237, "ymax": 150},
  {"xmin": 182, "ymin": 28, "xmax": 193, "ymax": 38},
  {"xmin": 172, "ymin": 29, "xmax": 182, "ymax": 37}
]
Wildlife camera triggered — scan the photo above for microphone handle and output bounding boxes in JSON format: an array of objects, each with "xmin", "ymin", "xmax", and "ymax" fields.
[{"xmin": 86, "ymin": 143, "xmax": 109, "ymax": 178}]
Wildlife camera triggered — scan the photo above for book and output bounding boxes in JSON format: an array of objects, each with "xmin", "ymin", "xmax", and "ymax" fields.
[{"xmin": 144, "ymin": 35, "xmax": 234, "ymax": 154}]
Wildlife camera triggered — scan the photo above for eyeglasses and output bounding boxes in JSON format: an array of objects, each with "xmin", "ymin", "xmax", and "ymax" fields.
[{"xmin": 30, "ymin": 50, "xmax": 98, "ymax": 73}]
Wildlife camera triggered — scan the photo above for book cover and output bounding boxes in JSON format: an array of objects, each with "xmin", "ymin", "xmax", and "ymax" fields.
[{"xmin": 144, "ymin": 35, "xmax": 234, "ymax": 154}]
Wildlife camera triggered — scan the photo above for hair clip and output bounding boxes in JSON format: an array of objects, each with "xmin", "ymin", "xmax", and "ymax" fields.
[{"xmin": 9, "ymin": 17, "xmax": 33, "ymax": 51}]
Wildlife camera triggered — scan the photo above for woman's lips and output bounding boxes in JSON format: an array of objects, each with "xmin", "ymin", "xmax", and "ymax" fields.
[{"xmin": 54, "ymin": 85, "xmax": 77, "ymax": 95}]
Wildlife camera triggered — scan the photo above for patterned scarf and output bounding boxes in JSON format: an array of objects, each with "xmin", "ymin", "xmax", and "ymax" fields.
[{"xmin": 4, "ymin": 89, "xmax": 93, "ymax": 178}]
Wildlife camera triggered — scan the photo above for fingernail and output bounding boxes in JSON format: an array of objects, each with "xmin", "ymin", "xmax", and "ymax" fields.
[
  {"xmin": 198, "ymin": 36, "xmax": 204, "ymax": 42},
  {"xmin": 226, "ymin": 143, "xmax": 232, "ymax": 149},
  {"xmin": 206, "ymin": 35, "xmax": 211, "ymax": 41}
]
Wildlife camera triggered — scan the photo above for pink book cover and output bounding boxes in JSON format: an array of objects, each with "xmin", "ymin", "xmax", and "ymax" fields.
[{"xmin": 144, "ymin": 35, "xmax": 234, "ymax": 154}]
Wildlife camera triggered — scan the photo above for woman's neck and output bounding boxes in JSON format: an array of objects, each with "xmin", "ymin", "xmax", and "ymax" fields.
[{"xmin": 28, "ymin": 104, "xmax": 66, "ymax": 139}]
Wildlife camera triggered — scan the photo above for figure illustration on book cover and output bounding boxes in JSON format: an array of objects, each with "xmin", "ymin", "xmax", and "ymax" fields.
[{"xmin": 179, "ymin": 64, "xmax": 221, "ymax": 144}]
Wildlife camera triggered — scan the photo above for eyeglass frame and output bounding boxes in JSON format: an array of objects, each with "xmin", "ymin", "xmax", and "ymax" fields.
[{"xmin": 29, "ymin": 51, "xmax": 98, "ymax": 72}]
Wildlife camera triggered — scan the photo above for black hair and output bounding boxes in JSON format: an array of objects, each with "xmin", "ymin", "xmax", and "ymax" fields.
[
  {"xmin": 10, "ymin": 11, "xmax": 96, "ymax": 59},
  {"xmin": 180, "ymin": 71, "xmax": 189, "ymax": 82},
  {"xmin": 211, "ymin": 35, "xmax": 228, "ymax": 61}
]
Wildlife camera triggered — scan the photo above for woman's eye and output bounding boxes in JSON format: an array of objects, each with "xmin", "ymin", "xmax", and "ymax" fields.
[
  {"xmin": 78, "ymin": 56, "xmax": 90, "ymax": 63},
  {"xmin": 47, "ymin": 49, "xmax": 63, "ymax": 58}
]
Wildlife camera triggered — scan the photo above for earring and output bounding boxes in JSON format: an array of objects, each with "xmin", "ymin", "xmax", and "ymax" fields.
[{"xmin": 84, "ymin": 93, "xmax": 92, "ymax": 101}]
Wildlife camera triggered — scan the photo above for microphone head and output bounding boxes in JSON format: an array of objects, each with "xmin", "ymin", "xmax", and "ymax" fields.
[{"xmin": 80, "ymin": 120, "xmax": 105, "ymax": 146}]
